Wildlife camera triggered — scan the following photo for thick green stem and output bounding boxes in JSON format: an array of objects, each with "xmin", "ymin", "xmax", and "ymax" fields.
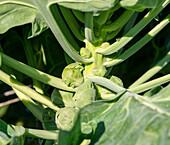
[
  {"xmin": 25, "ymin": 128, "xmax": 58, "ymax": 140},
  {"xmin": 103, "ymin": 10, "xmax": 134, "ymax": 32},
  {"xmin": 59, "ymin": 6, "xmax": 85, "ymax": 41},
  {"xmin": 85, "ymin": 12, "xmax": 98, "ymax": 43},
  {"xmin": 104, "ymin": 14, "xmax": 170, "ymax": 67},
  {"xmin": 0, "ymin": 52, "xmax": 74, "ymax": 92},
  {"xmin": 95, "ymin": 0, "xmax": 169, "ymax": 55},
  {"xmin": 129, "ymin": 74, "xmax": 170, "ymax": 93},
  {"xmin": 129, "ymin": 51, "xmax": 170, "ymax": 88},
  {"xmin": 84, "ymin": 41, "xmax": 103, "ymax": 77},
  {"xmin": 0, "ymin": 70, "xmax": 59, "ymax": 111}
]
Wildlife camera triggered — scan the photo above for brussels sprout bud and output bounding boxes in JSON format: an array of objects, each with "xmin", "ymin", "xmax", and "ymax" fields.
[
  {"xmin": 80, "ymin": 47, "xmax": 91, "ymax": 59},
  {"xmin": 91, "ymin": 65, "xmax": 107, "ymax": 77},
  {"xmin": 55, "ymin": 107, "xmax": 78, "ymax": 131},
  {"xmin": 62, "ymin": 63, "xmax": 84, "ymax": 88},
  {"xmin": 73, "ymin": 88, "xmax": 96, "ymax": 108},
  {"xmin": 73, "ymin": 80, "xmax": 96, "ymax": 108}
]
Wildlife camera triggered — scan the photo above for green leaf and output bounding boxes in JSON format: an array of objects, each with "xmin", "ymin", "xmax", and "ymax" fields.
[
  {"xmin": 0, "ymin": 105, "xmax": 9, "ymax": 118},
  {"xmin": 87, "ymin": 75, "xmax": 126, "ymax": 93},
  {"xmin": 0, "ymin": 120, "xmax": 26, "ymax": 145},
  {"xmin": 0, "ymin": 119, "xmax": 15, "ymax": 136},
  {"xmin": 151, "ymin": 83, "xmax": 170, "ymax": 113},
  {"xmin": 0, "ymin": 131, "xmax": 10, "ymax": 145},
  {"xmin": 109, "ymin": 75, "xmax": 124, "ymax": 87},
  {"xmin": 51, "ymin": 89, "xmax": 74, "ymax": 107},
  {"xmin": 72, "ymin": 80, "xmax": 96, "ymax": 108},
  {"xmin": 0, "ymin": 0, "xmax": 48, "ymax": 38},
  {"xmin": 49, "ymin": 0, "xmax": 117, "ymax": 12},
  {"xmin": 100, "ymin": 75, "xmax": 124, "ymax": 99},
  {"xmin": 9, "ymin": 126, "xmax": 25, "ymax": 145},
  {"xmin": 119, "ymin": 0, "xmax": 158, "ymax": 11},
  {"xmin": 73, "ymin": 88, "xmax": 96, "ymax": 108},
  {"xmin": 76, "ymin": 79, "xmax": 94, "ymax": 93},
  {"xmin": 11, "ymin": 126, "xmax": 25, "ymax": 137},
  {"xmin": 59, "ymin": 84, "xmax": 170, "ymax": 145}
]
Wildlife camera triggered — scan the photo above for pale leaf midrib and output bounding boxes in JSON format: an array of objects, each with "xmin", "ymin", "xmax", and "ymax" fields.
[
  {"xmin": 0, "ymin": 1, "xmax": 36, "ymax": 9},
  {"xmin": 134, "ymin": 95, "xmax": 170, "ymax": 116}
]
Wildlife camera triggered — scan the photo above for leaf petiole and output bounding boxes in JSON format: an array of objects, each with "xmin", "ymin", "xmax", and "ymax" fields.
[
  {"xmin": 0, "ymin": 52, "xmax": 75, "ymax": 92},
  {"xmin": 104, "ymin": 14, "xmax": 170, "ymax": 67},
  {"xmin": 59, "ymin": 6, "xmax": 85, "ymax": 41},
  {"xmin": 129, "ymin": 74, "xmax": 170, "ymax": 93},
  {"xmin": 0, "ymin": 70, "xmax": 59, "ymax": 111},
  {"xmin": 102, "ymin": 10, "xmax": 134, "ymax": 32},
  {"xmin": 25, "ymin": 128, "xmax": 58, "ymax": 140},
  {"xmin": 129, "ymin": 51, "xmax": 170, "ymax": 88},
  {"xmin": 85, "ymin": 12, "xmax": 98, "ymax": 43},
  {"xmin": 95, "ymin": 0, "xmax": 169, "ymax": 55}
]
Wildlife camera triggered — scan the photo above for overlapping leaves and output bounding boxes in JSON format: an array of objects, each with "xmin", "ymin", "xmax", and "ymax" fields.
[
  {"xmin": 0, "ymin": 0, "xmax": 48, "ymax": 38},
  {"xmin": 0, "ymin": 0, "xmax": 161, "ymax": 38},
  {"xmin": 58, "ymin": 84, "xmax": 170, "ymax": 145},
  {"xmin": 0, "ymin": 119, "xmax": 25, "ymax": 145},
  {"xmin": 119, "ymin": 0, "xmax": 159, "ymax": 11},
  {"xmin": 48, "ymin": 0, "xmax": 117, "ymax": 12},
  {"xmin": 48, "ymin": 0, "xmax": 159, "ymax": 12}
]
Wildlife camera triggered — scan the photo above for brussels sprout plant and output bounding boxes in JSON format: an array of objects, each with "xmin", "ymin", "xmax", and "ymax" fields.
[{"xmin": 0, "ymin": 0, "xmax": 170, "ymax": 144}]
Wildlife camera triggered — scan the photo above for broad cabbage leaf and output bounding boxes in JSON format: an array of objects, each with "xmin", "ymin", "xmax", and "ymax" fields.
[
  {"xmin": 0, "ymin": 0, "xmax": 48, "ymax": 38},
  {"xmin": 58, "ymin": 84, "xmax": 170, "ymax": 145},
  {"xmin": 119, "ymin": 0, "xmax": 159, "ymax": 11},
  {"xmin": 48, "ymin": 0, "xmax": 117, "ymax": 12}
]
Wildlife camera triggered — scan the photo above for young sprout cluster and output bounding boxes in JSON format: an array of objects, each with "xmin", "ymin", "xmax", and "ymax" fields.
[{"xmin": 0, "ymin": 0, "xmax": 169, "ymax": 142}]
